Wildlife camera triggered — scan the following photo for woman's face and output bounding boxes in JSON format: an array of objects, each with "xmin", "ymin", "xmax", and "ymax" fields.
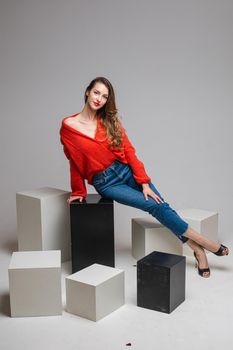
[{"xmin": 86, "ymin": 82, "xmax": 109, "ymax": 110}]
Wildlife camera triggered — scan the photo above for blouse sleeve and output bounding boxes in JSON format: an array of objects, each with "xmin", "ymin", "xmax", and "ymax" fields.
[
  {"xmin": 69, "ymin": 158, "xmax": 87, "ymax": 197},
  {"xmin": 62, "ymin": 144, "xmax": 87, "ymax": 197},
  {"xmin": 121, "ymin": 125, "xmax": 151, "ymax": 184}
]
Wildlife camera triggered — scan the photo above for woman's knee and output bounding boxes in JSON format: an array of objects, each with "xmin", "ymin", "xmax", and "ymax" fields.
[{"xmin": 148, "ymin": 201, "xmax": 171, "ymax": 219}]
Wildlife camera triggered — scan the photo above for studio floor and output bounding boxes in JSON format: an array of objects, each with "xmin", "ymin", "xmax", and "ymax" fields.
[{"xmin": 0, "ymin": 238, "xmax": 232, "ymax": 350}]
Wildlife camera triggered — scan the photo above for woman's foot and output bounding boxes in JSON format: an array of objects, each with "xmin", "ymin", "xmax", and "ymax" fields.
[
  {"xmin": 187, "ymin": 239, "xmax": 210, "ymax": 278},
  {"xmin": 193, "ymin": 251, "xmax": 210, "ymax": 278},
  {"xmin": 184, "ymin": 228, "xmax": 229, "ymax": 256},
  {"xmin": 212, "ymin": 244, "xmax": 229, "ymax": 256}
]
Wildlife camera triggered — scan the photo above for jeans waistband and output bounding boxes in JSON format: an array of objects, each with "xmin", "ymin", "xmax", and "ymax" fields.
[
  {"xmin": 101, "ymin": 160, "xmax": 122, "ymax": 175},
  {"xmin": 92, "ymin": 161, "xmax": 123, "ymax": 181}
]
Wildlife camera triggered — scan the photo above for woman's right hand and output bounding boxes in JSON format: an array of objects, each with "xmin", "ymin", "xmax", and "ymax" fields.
[{"xmin": 67, "ymin": 196, "xmax": 84, "ymax": 204}]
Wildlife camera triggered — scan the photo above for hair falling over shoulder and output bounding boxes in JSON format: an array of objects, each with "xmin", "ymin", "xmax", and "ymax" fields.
[{"xmin": 84, "ymin": 77, "xmax": 123, "ymax": 149}]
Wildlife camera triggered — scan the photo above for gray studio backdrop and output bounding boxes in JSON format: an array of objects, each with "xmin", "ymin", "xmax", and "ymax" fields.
[{"xmin": 1, "ymin": 0, "xmax": 232, "ymax": 250}]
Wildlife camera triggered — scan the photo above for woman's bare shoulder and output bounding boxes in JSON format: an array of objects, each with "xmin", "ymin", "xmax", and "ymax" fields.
[
  {"xmin": 63, "ymin": 113, "xmax": 79, "ymax": 125},
  {"xmin": 63, "ymin": 117, "xmax": 74, "ymax": 125}
]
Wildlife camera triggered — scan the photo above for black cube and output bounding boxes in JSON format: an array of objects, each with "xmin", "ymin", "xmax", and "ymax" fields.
[
  {"xmin": 137, "ymin": 251, "xmax": 186, "ymax": 313},
  {"xmin": 70, "ymin": 194, "xmax": 115, "ymax": 273}
]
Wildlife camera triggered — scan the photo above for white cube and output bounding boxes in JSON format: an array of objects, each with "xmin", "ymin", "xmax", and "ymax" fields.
[
  {"xmin": 16, "ymin": 187, "xmax": 71, "ymax": 262},
  {"xmin": 8, "ymin": 250, "xmax": 62, "ymax": 317},
  {"xmin": 66, "ymin": 264, "xmax": 125, "ymax": 321},
  {"xmin": 132, "ymin": 218, "xmax": 183, "ymax": 260},
  {"xmin": 177, "ymin": 208, "xmax": 219, "ymax": 256}
]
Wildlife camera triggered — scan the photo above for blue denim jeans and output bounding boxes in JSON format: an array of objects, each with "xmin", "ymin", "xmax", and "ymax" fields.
[{"xmin": 92, "ymin": 161, "xmax": 189, "ymax": 243}]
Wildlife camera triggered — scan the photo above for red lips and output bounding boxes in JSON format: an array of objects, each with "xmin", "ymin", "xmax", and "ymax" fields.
[{"xmin": 94, "ymin": 102, "xmax": 100, "ymax": 107}]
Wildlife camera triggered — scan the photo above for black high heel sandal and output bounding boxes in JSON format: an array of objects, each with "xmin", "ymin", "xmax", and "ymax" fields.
[
  {"xmin": 213, "ymin": 244, "xmax": 229, "ymax": 256},
  {"xmin": 194, "ymin": 252, "xmax": 210, "ymax": 278}
]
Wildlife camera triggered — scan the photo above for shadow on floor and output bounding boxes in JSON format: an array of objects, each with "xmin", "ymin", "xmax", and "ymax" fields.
[
  {"xmin": 0, "ymin": 231, "xmax": 18, "ymax": 254},
  {"xmin": 0, "ymin": 293, "xmax": 11, "ymax": 317},
  {"xmin": 2, "ymin": 240, "xmax": 18, "ymax": 254}
]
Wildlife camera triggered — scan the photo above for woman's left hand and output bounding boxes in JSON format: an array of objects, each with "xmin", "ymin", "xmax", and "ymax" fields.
[{"xmin": 142, "ymin": 183, "xmax": 164, "ymax": 204}]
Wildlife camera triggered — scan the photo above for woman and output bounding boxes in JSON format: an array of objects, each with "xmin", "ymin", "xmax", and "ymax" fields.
[{"xmin": 60, "ymin": 76, "xmax": 229, "ymax": 278}]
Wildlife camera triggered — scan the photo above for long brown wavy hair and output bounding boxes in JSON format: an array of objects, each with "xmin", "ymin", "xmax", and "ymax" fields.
[{"xmin": 84, "ymin": 77, "xmax": 123, "ymax": 149}]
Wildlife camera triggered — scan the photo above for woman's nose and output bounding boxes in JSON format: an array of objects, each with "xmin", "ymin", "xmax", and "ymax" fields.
[{"xmin": 96, "ymin": 97, "xmax": 102, "ymax": 104}]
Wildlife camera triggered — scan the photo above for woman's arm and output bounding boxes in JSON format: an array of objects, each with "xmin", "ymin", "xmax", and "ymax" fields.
[
  {"xmin": 62, "ymin": 144, "xmax": 87, "ymax": 200},
  {"xmin": 120, "ymin": 124, "xmax": 163, "ymax": 203},
  {"xmin": 69, "ymin": 158, "xmax": 87, "ymax": 198},
  {"xmin": 121, "ymin": 127, "xmax": 151, "ymax": 184}
]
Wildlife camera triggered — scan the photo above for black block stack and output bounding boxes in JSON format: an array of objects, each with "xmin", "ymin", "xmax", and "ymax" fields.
[
  {"xmin": 70, "ymin": 194, "xmax": 115, "ymax": 273},
  {"xmin": 137, "ymin": 251, "xmax": 186, "ymax": 313}
]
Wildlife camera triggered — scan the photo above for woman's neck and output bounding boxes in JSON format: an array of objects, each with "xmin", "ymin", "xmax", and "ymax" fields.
[{"xmin": 80, "ymin": 104, "xmax": 97, "ymax": 121}]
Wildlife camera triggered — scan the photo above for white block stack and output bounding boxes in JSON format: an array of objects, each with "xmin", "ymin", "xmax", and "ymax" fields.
[
  {"xmin": 66, "ymin": 263, "xmax": 125, "ymax": 321},
  {"xmin": 8, "ymin": 250, "xmax": 62, "ymax": 317},
  {"xmin": 132, "ymin": 218, "xmax": 183, "ymax": 260},
  {"xmin": 16, "ymin": 187, "xmax": 71, "ymax": 262}
]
